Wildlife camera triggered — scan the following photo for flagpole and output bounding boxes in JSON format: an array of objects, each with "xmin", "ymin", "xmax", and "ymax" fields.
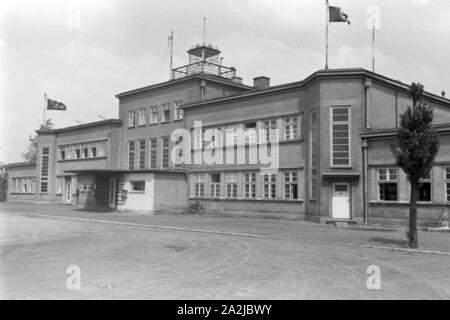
[
  {"xmin": 325, "ymin": 0, "xmax": 329, "ymax": 69},
  {"xmin": 372, "ymin": 25, "xmax": 375, "ymax": 72},
  {"xmin": 43, "ymin": 93, "xmax": 47, "ymax": 126}
]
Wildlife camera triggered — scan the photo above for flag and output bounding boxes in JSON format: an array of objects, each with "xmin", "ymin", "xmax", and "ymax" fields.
[
  {"xmin": 47, "ymin": 98, "xmax": 67, "ymax": 111},
  {"xmin": 329, "ymin": 6, "xmax": 350, "ymax": 25}
]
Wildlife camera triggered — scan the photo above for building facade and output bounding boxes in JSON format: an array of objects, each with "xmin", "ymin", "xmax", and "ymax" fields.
[{"xmin": 7, "ymin": 43, "xmax": 450, "ymax": 226}]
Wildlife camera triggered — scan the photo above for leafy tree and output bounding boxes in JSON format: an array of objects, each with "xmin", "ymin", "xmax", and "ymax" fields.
[
  {"xmin": 21, "ymin": 119, "xmax": 54, "ymax": 162},
  {"xmin": 391, "ymin": 83, "xmax": 440, "ymax": 248},
  {"xmin": 0, "ymin": 164, "xmax": 7, "ymax": 202}
]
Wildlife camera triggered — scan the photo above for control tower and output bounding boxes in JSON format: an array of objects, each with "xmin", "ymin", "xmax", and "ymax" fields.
[{"xmin": 171, "ymin": 43, "xmax": 238, "ymax": 81}]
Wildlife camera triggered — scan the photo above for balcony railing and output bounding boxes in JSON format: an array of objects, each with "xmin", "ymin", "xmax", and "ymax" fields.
[{"xmin": 172, "ymin": 61, "xmax": 236, "ymax": 80}]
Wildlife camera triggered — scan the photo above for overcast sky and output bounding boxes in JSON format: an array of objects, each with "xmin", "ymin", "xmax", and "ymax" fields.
[{"xmin": 1, "ymin": 0, "xmax": 449, "ymax": 163}]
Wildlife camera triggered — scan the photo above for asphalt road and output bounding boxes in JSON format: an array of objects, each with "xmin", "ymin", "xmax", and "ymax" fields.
[{"xmin": 1, "ymin": 203, "xmax": 450, "ymax": 299}]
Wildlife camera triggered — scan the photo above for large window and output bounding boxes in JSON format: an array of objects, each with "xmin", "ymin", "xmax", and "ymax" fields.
[
  {"xmin": 225, "ymin": 173, "xmax": 238, "ymax": 198},
  {"xmin": 446, "ymin": 168, "xmax": 450, "ymax": 202},
  {"xmin": 244, "ymin": 173, "xmax": 256, "ymax": 198},
  {"xmin": 138, "ymin": 139, "xmax": 146, "ymax": 170},
  {"xmin": 128, "ymin": 110, "xmax": 136, "ymax": 128},
  {"xmin": 284, "ymin": 172, "xmax": 298, "ymax": 199},
  {"xmin": 378, "ymin": 168, "xmax": 398, "ymax": 201},
  {"xmin": 174, "ymin": 100, "xmax": 183, "ymax": 120},
  {"xmin": 149, "ymin": 138, "xmax": 157, "ymax": 169},
  {"xmin": 128, "ymin": 141, "xmax": 135, "ymax": 170},
  {"xmin": 11, "ymin": 177, "xmax": 35, "ymax": 194},
  {"xmin": 40, "ymin": 147, "xmax": 49, "ymax": 193},
  {"xmin": 310, "ymin": 110, "xmax": 318, "ymax": 200},
  {"xmin": 331, "ymin": 106, "xmax": 350, "ymax": 166},
  {"xmin": 150, "ymin": 106, "xmax": 158, "ymax": 124},
  {"xmin": 210, "ymin": 174, "xmax": 221, "ymax": 197},
  {"xmin": 58, "ymin": 141, "xmax": 107, "ymax": 160},
  {"xmin": 130, "ymin": 181, "xmax": 145, "ymax": 192},
  {"xmin": 244, "ymin": 122, "xmax": 257, "ymax": 144},
  {"xmin": 138, "ymin": 108, "xmax": 146, "ymax": 126},
  {"xmin": 194, "ymin": 174, "xmax": 205, "ymax": 197},
  {"xmin": 161, "ymin": 136, "xmax": 169, "ymax": 168},
  {"xmin": 283, "ymin": 116, "xmax": 299, "ymax": 140},
  {"xmin": 418, "ymin": 171, "xmax": 432, "ymax": 202},
  {"xmin": 162, "ymin": 103, "xmax": 170, "ymax": 122},
  {"xmin": 263, "ymin": 173, "xmax": 276, "ymax": 199}
]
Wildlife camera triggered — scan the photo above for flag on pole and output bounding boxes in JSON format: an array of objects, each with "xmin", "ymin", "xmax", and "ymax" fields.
[
  {"xmin": 329, "ymin": 6, "xmax": 351, "ymax": 25},
  {"xmin": 47, "ymin": 98, "xmax": 67, "ymax": 110}
]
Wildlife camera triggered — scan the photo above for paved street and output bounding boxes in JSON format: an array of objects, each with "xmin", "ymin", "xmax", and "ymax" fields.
[{"xmin": 1, "ymin": 202, "xmax": 450, "ymax": 299}]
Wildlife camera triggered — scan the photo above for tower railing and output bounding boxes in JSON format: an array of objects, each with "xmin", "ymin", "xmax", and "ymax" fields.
[{"xmin": 172, "ymin": 61, "xmax": 236, "ymax": 80}]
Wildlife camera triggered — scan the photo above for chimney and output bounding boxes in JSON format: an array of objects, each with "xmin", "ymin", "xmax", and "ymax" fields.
[
  {"xmin": 232, "ymin": 76, "xmax": 243, "ymax": 84},
  {"xmin": 253, "ymin": 76, "xmax": 270, "ymax": 90}
]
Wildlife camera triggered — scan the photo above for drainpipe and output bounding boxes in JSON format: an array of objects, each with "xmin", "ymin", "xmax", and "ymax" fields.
[{"xmin": 362, "ymin": 79, "xmax": 372, "ymax": 225}]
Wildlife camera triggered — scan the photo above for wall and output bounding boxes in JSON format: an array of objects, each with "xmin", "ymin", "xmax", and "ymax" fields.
[
  {"xmin": 153, "ymin": 172, "xmax": 187, "ymax": 211},
  {"xmin": 7, "ymin": 164, "xmax": 37, "ymax": 202},
  {"xmin": 118, "ymin": 172, "xmax": 155, "ymax": 212}
]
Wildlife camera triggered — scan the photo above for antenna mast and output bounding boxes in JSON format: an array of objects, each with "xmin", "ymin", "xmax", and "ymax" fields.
[
  {"xmin": 203, "ymin": 17, "xmax": 206, "ymax": 45},
  {"xmin": 168, "ymin": 29, "xmax": 174, "ymax": 79}
]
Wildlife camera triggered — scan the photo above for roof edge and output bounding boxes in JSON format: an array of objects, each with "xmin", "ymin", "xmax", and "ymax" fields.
[{"xmin": 36, "ymin": 119, "xmax": 122, "ymax": 134}]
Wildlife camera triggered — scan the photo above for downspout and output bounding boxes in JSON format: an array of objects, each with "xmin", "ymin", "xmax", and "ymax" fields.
[{"xmin": 363, "ymin": 79, "xmax": 372, "ymax": 225}]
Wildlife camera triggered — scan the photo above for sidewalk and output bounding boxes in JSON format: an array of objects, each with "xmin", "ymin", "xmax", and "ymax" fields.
[{"xmin": 2, "ymin": 202, "xmax": 450, "ymax": 254}]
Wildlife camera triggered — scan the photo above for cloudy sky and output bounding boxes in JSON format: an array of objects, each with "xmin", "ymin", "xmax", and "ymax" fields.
[{"xmin": 1, "ymin": 0, "xmax": 449, "ymax": 163}]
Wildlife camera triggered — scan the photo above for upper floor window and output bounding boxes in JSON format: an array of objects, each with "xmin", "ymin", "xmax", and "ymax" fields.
[
  {"xmin": 331, "ymin": 106, "xmax": 350, "ymax": 167},
  {"xmin": 174, "ymin": 100, "xmax": 183, "ymax": 120},
  {"xmin": 262, "ymin": 119, "xmax": 278, "ymax": 143},
  {"xmin": 138, "ymin": 108, "xmax": 146, "ymax": 126},
  {"xmin": 445, "ymin": 168, "xmax": 450, "ymax": 202},
  {"xmin": 283, "ymin": 116, "xmax": 299, "ymax": 140},
  {"xmin": 244, "ymin": 122, "xmax": 257, "ymax": 144},
  {"xmin": 162, "ymin": 103, "xmax": 170, "ymax": 122},
  {"xmin": 128, "ymin": 141, "xmax": 135, "ymax": 170},
  {"xmin": 378, "ymin": 168, "xmax": 398, "ymax": 201},
  {"xmin": 128, "ymin": 110, "xmax": 136, "ymax": 128},
  {"xmin": 161, "ymin": 136, "xmax": 170, "ymax": 168},
  {"xmin": 58, "ymin": 141, "xmax": 107, "ymax": 161},
  {"xmin": 150, "ymin": 106, "xmax": 158, "ymax": 124},
  {"xmin": 210, "ymin": 174, "xmax": 221, "ymax": 197},
  {"xmin": 149, "ymin": 138, "xmax": 157, "ymax": 169}
]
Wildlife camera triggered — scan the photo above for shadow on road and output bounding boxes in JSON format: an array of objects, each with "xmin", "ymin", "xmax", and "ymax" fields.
[{"xmin": 370, "ymin": 237, "xmax": 409, "ymax": 247}]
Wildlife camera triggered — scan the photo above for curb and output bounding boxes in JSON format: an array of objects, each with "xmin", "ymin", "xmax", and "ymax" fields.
[{"xmin": 26, "ymin": 213, "xmax": 450, "ymax": 256}]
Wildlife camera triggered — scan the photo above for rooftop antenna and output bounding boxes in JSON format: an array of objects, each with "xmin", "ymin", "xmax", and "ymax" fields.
[
  {"xmin": 168, "ymin": 28, "xmax": 174, "ymax": 80},
  {"xmin": 203, "ymin": 17, "xmax": 206, "ymax": 46}
]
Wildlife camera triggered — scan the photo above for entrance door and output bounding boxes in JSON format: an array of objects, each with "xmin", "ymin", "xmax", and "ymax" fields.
[
  {"xmin": 65, "ymin": 177, "xmax": 72, "ymax": 203},
  {"xmin": 331, "ymin": 183, "xmax": 351, "ymax": 219},
  {"xmin": 109, "ymin": 178, "xmax": 117, "ymax": 208}
]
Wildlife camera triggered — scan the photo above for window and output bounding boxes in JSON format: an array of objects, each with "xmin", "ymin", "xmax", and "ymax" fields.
[
  {"xmin": 446, "ymin": 168, "xmax": 450, "ymax": 202},
  {"xmin": 263, "ymin": 174, "xmax": 276, "ymax": 199},
  {"xmin": 174, "ymin": 136, "xmax": 183, "ymax": 168},
  {"xmin": 91, "ymin": 147, "xmax": 97, "ymax": 158},
  {"xmin": 244, "ymin": 173, "xmax": 256, "ymax": 198},
  {"xmin": 244, "ymin": 122, "xmax": 257, "ymax": 144},
  {"xmin": 226, "ymin": 173, "xmax": 238, "ymax": 198},
  {"xmin": 130, "ymin": 180, "xmax": 145, "ymax": 192},
  {"xmin": 82, "ymin": 148, "xmax": 88, "ymax": 159},
  {"xmin": 174, "ymin": 100, "xmax": 183, "ymax": 120},
  {"xmin": 80, "ymin": 182, "xmax": 92, "ymax": 193},
  {"xmin": 310, "ymin": 169, "xmax": 318, "ymax": 200},
  {"xmin": 194, "ymin": 174, "xmax": 205, "ymax": 197},
  {"xmin": 149, "ymin": 138, "xmax": 157, "ymax": 169},
  {"xmin": 262, "ymin": 119, "xmax": 277, "ymax": 142},
  {"xmin": 40, "ymin": 147, "xmax": 49, "ymax": 193},
  {"xmin": 162, "ymin": 103, "xmax": 170, "ymax": 122},
  {"xmin": 138, "ymin": 108, "xmax": 146, "ymax": 126},
  {"xmin": 60, "ymin": 149, "xmax": 66, "ymax": 160},
  {"xmin": 210, "ymin": 174, "xmax": 221, "ymax": 197},
  {"xmin": 193, "ymin": 128, "xmax": 204, "ymax": 149},
  {"xmin": 310, "ymin": 110, "xmax": 318, "ymax": 200},
  {"xmin": 284, "ymin": 172, "xmax": 298, "ymax": 199},
  {"xmin": 75, "ymin": 149, "xmax": 81, "ymax": 159},
  {"xmin": 331, "ymin": 107, "xmax": 350, "ymax": 166},
  {"xmin": 12, "ymin": 177, "xmax": 35, "ymax": 194},
  {"xmin": 128, "ymin": 110, "xmax": 136, "ymax": 128},
  {"xmin": 418, "ymin": 171, "xmax": 432, "ymax": 202},
  {"xmin": 138, "ymin": 139, "xmax": 146, "ymax": 170},
  {"xmin": 56, "ymin": 177, "xmax": 63, "ymax": 194},
  {"xmin": 283, "ymin": 116, "xmax": 299, "ymax": 140},
  {"xmin": 378, "ymin": 168, "xmax": 398, "ymax": 201},
  {"xmin": 225, "ymin": 126, "xmax": 239, "ymax": 146},
  {"xmin": 150, "ymin": 106, "xmax": 158, "ymax": 124},
  {"xmin": 161, "ymin": 136, "xmax": 169, "ymax": 168},
  {"xmin": 128, "ymin": 141, "xmax": 135, "ymax": 170}
]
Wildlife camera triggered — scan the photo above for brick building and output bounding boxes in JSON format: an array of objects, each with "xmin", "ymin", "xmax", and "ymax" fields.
[{"xmin": 7, "ymin": 43, "xmax": 450, "ymax": 226}]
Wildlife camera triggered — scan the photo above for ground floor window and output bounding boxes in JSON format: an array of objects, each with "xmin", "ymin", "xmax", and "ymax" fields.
[
  {"xmin": 194, "ymin": 174, "xmax": 205, "ymax": 197},
  {"xmin": 11, "ymin": 177, "xmax": 36, "ymax": 194},
  {"xmin": 244, "ymin": 173, "xmax": 256, "ymax": 198},
  {"xmin": 80, "ymin": 182, "xmax": 93, "ymax": 193},
  {"xmin": 225, "ymin": 173, "xmax": 238, "ymax": 198},
  {"xmin": 284, "ymin": 171, "xmax": 298, "ymax": 199},
  {"xmin": 378, "ymin": 168, "xmax": 398, "ymax": 201},
  {"xmin": 446, "ymin": 168, "xmax": 450, "ymax": 202},
  {"xmin": 56, "ymin": 177, "xmax": 63, "ymax": 194},
  {"xmin": 418, "ymin": 171, "xmax": 432, "ymax": 202},
  {"xmin": 130, "ymin": 180, "xmax": 145, "ymax": 192},
  {"xmin": 210, "ymin": 174, "xmax": 221, "ymax": 197},
  {"xmin": 263, "ymin": 173, "xmax": 276, "ymax": 199}
]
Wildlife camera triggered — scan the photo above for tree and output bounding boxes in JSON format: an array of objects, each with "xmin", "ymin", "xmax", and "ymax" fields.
[
  {"xmin": 0, "ymin": 163, "xmax": 7, "ymax": 202},
  {"xmin": 391, "ymin": 83, "xmax": 440, "ymax": 248},
  {"xmin": 20, "ymin": 119, "xmax": 54, "ymax": 162}
]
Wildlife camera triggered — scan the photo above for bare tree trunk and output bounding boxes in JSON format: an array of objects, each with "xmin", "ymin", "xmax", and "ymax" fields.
[{"xmin": 409, "ymin": 180, "xmax": 419, "ymax": 248}]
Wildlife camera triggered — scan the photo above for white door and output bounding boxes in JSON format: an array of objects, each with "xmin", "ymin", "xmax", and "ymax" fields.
[{"xmin": 332, "ymin": 183, "xmax": 351, "ymax": 219}]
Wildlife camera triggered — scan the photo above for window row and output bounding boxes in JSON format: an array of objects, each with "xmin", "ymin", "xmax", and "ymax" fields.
[
  {"xmin": 59, "ymin": 141, "xmax": 107, "ymax": 161},
  {"xmin": 128, "ymin": 137, "xmax": 171, "ymax": 170},
  {"xmin": 128, "ymin": 100, "xmax": 183, "ymax": 128},
  {"xmin": 192, "ymin": 171, "xmax": 300, "ymax": 200},
  {"xmin": 10, "ymin": 177, "xmax": 36, "ymax": 193},
  {"xmin": 192, "ymin": 115, "xmax": 301, "ymax": 149}
]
